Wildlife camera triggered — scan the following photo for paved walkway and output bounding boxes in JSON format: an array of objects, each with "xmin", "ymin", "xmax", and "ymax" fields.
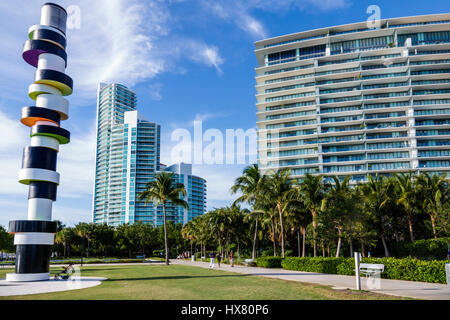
[
  {"xmin": 171, "ymin": 259, "xmax": 450, "ymax": 300},
  {"xmin": 0, "ymin": 277, "xmax": 106, "ymax": 296}
]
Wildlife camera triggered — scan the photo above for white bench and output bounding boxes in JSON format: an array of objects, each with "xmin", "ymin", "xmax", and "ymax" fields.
[
  {"xmin": 359, "ymin": 263, "xmax": 384, "ymax": 278},
  {"xmin": 243, "ymin": 259, "xmax": 256, "ymax": 267}
]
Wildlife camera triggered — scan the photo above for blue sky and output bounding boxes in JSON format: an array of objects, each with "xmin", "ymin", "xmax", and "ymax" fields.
[{"xmin": 1, "ymin": 0, "xmax": 450, "ymax": 226}]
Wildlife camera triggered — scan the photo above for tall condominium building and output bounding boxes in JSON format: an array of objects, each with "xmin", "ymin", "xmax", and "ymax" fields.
[
  {"xmin": 92, "ymin": 83, "xmax": 206, "ymax": 226},
  {"xmin": 163, "ymin": 163, "xmax": 207, "ymax": 225},
  {"xmin": 254, "ymin": 14, "xmax": 450, "ymax": 183}
]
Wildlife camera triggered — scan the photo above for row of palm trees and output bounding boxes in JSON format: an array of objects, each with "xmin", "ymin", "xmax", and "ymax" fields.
[{"xmin": 192, "ymin": 164, "xmax": 449, "ymax": 259}]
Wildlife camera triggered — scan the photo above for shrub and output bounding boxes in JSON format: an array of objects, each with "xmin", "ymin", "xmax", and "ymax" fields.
[
  {"xmin": 194, "ymin": 252, "xmax": 203, "ymax": 260},
  {"xmin": 256, "ymin": 257, "xmax": 282, "ymax": 268},
  {"xmin": 391, "ymin": 237, "xmax": 450, "ymax": 260},
  {"xmin": 261, "ymin": 249, "xmax": 275, "ymax": 257},
  {"xmin": 282, "ymin": 257, "xmax": 346, "ymax": 274},
  {"xmin": 284, "ymin": 250, "xmax": 294, "ymax": 257},
  {"xmin": 281, "ymin": 256, "xmax": 447, "ymax": 284}
]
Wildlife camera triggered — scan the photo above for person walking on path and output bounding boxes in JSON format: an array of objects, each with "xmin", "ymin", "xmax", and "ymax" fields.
[
  {"xmin": 217, "ymin": 252, "xmax": 222, "ymax": 268},
  {"xmin": 229, "ymin": 250, "xmax": 234, "ymax": 267},
  {"xmin": 209, "ymin": 251, "xmax": 215, "ymax": 268}
]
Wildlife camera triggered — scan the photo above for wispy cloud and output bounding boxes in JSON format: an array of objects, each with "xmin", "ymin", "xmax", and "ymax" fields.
[
  {"xmin": 147, "ymin": 83, "xmax": 164, "ymax": 101},
  {"xmin": 201, "ymin": 0, "xmax": 350, "ymax": 39}
]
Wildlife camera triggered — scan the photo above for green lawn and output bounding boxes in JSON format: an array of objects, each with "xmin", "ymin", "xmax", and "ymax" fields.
[{"xmin": 0, "ymin": 264, "xmax": 411, "ymax": 300}]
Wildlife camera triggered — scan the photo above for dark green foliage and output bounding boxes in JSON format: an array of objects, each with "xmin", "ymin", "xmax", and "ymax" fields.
[
  {"xmin": 284, "ymin": 249, "xmax": 294, "ymax": 257},
  {"xmin": 282, "ymin": 257, "xmax": 346, "ymax": 274},
  {"xmin": 261, "ymin": 249, "xmax": 275, "ymax": 257},
  {"xmin": 390, "ymin": 237, "xmax": 450, "ymax": 260},
  {"xmin": 256, "ymin": 256, "xmax": 283, "ymax": 268},
  {"xmin": 281, "ymin": 257, "xmax": 447, "ymax": 284},
  {"xmin": 0, "ymin": 225, "xmax": 14, "ymax": 253}
]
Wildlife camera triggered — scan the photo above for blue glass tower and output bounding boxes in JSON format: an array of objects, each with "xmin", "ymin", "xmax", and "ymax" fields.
[{"xmin": 92, "ymin": 83, "xmax": 206, "ymax": 226}]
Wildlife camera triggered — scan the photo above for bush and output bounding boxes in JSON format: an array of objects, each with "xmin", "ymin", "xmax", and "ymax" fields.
[
  {"xmin": 281, "ymin": 257, "xmax": 447, "ymax": 284},
  {"xmin": 256, "ymin": 257, "xmax": 282, "ymax": 268},
  {"xmin": 282, "ymin": 257, "xmax": 346, "ymax": 274},
  {"xmin": 194, "ymin": 252, "xmax": 203, "ymax": 260},
  {"xmin": 391, "ymin": 237, "xmax": 450, "ymax": 260},
  {"xmin": 284, "ymin": 250, "xmax": 294, "ymax": 257},
  {"xmin": 261, "ymin": 249, "xmax": 275, "ymax": 257}
]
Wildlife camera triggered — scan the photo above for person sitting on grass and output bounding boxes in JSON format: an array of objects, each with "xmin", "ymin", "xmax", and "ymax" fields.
[{"xmin": 56, "ymin": 263, "xmax": 74, "ymax": 280}]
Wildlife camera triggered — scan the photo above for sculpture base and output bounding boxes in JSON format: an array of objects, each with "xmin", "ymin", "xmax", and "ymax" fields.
[{"xmin": 6, "ymin": 272, "xmax": 50, "ymax": 282}]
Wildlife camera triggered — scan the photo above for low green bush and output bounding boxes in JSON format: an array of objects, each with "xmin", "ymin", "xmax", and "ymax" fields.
[
  {"xmin": 282, "ymin": 257, "xmax": 346, "ymax": 274},
  {"xmin": 281, "ymin": 256, "xmax": 447, "ymax": 284},
  {"xmin": 255, "ymin": 257, "xmax": 282, "ymax": 268},
  {"xmin": 284, "ymin": 250, "xmax": 294, "ymax": 257},
  {"xmin": 261, "ymin": 249, "xmax": 274, "ymax": 257},
  {"xmin": 391, "ymin": 237, "xmax": 450, "ymax": 260}
]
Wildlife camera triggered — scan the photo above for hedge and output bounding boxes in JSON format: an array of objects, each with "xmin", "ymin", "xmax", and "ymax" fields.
[
  {"xmin": 255, "ymin": 257, "xmax": 282, "ymax": 268},
  {"xmin": 390, "ymin": 237, "xmax": 450, "ymax": 260},
  {"xmin": 281, "ymin": 257, "xmax": 448, "ymax": 284}
]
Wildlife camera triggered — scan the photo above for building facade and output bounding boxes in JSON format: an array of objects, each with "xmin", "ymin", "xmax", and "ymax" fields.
[
  {"xmin": 92, "ymin": 83, "xmax": 206, "ymax": 226},
  {"xmin": 163, "ymin": 163, "xmax": 207, "ymax": 225},
  {"xmin": 254, "ymin": 14, "xmax": 450, "ymax": 183}
]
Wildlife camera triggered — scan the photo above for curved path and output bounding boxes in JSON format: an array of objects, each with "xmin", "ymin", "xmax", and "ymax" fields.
[
  {"xmin": 171, "ymin": 259, "xmax": 450, "ymax": 300},
  {"xmin": 0, "ymin": 276, "xmax": 106, "ymax": 296}
]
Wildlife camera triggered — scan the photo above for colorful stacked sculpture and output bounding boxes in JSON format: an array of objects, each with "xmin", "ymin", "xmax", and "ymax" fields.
[{"xmin": 7, "ymin": 2, "xmax": 72, "ymax": 282}]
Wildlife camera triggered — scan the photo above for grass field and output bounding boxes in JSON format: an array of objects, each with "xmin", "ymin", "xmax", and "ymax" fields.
[{"xmin": 0, "ymin": 264, "xmax": 411, "ymax": 300}]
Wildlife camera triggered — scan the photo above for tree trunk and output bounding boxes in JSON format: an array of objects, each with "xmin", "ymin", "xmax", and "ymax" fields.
[
  {"xmin": 349, "ymin": 239, "xmax": 353, "ymax": 257},
  {"xmin": 163, "ymin": 201, "xmax": 169, "ymax": 265},
  {"xmin": 408, "ymin": 215, "xmax": 415, "ymax": 242},
  {"xmin": 430, "ymin": 215, "xmax": 438, "ymax": 240},
  {"xmin": 301, "ymin": 228, "xmax": 306, "ymax": 257},
  {"xmin": 380, "ymin": 216, "xmax": 390, "ymax": 257},
  {"xmin": 361, "ymin": 241, "xmax": 366, "ymax": 257},
  {"xmin": 327, "ymin": 244, "xmax": 330, "ymax": 257},
  {"xmin": 252, "ymin": 218, "xmax": 258, "ymax": 260},
  {"xmin": 380, "ymin": 234, "xmax": 390, "ymax": 257},
  {"xmin": 297, "ymin": 229, "xmax": 301, "ymax": 257},
  {"xmin": 277, "ymin": 203, "xmax": 285, "ymax": 258},
  {"xmin": 271, "ymin": 216, "xmax": 277, "ymax": 256},
  {"xmin": 336, "ymin": 228, "xmax": 342, "ymax": 257},
  {"xmin": 190, "ymin": 241, "xmax": 193, "ymax": 257},
  {"xmin": 312, "ymin": 210, "xmax": 317, "ymax": 257},
  {"xmin": 321, "ymin": 241, "xmax": 325, "ymax": 257},
  {"xmin": 63, "ymin": 241, "xmax": 67, "ymax": 258},
  {"xmin": 87, "ymin": 238, "xmax": 90, "ymax": 257}
]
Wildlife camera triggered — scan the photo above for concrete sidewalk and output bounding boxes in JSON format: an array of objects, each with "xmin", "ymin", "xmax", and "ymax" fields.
[{"xmin": 171, "ymin": 259, "xmax": 450, "ymax": 300}]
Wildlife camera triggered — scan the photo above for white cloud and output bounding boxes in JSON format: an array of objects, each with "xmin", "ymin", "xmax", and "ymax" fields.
[
  {"xmin": 147, "ymin": 83, "xmax": 164, "ymax": 101},
  {"xmin": 192, "ymin": 164, "xmax": 247, "ymax": 211},
  {"xmin": 201, "ymin": 0, "xmax": 350, "ymax": 39}
]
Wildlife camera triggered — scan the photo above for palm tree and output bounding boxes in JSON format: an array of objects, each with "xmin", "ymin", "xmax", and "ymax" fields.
[
  {"xmin": 74, "ymin": 223, "xmax": 95, "ymax": 257},
  {"xmin": 394, "ymin": 172, "xmax": 418, "ymax": 242},
  {"xmin": 55, "ymin": 228, "xmax": 74, "ymax": 257},
  {"xmin": 181, "ymin": 220, "xmax": 197, "ymax": 257},
  {"xmin": 325, "ymin": 176, "xmax": 353, "ymax": 257},
  {"xmin": 416, "ymin": 172, "xmax": 448, "ymax": 239},
  {"xmin": 264, "ymin": 169, "xmax": 293, "ymax": 258},
  {"xmin": 231, "ymin": 164, "xmax": 264, "ymax": 260},
  {"xmin": 300, "ymin": 174, "xmax": 326, "ymax": 257},
  {"xmin": 285, "ymin": 196, "xmax": 311, "ymax": 257},
  {"xmin": 138, "ymin": 171, "xmax": 188, "ymax": 265},
  {"xmin": 361, "ymin": 174, "xmax": 393, "ymax": 257}
]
